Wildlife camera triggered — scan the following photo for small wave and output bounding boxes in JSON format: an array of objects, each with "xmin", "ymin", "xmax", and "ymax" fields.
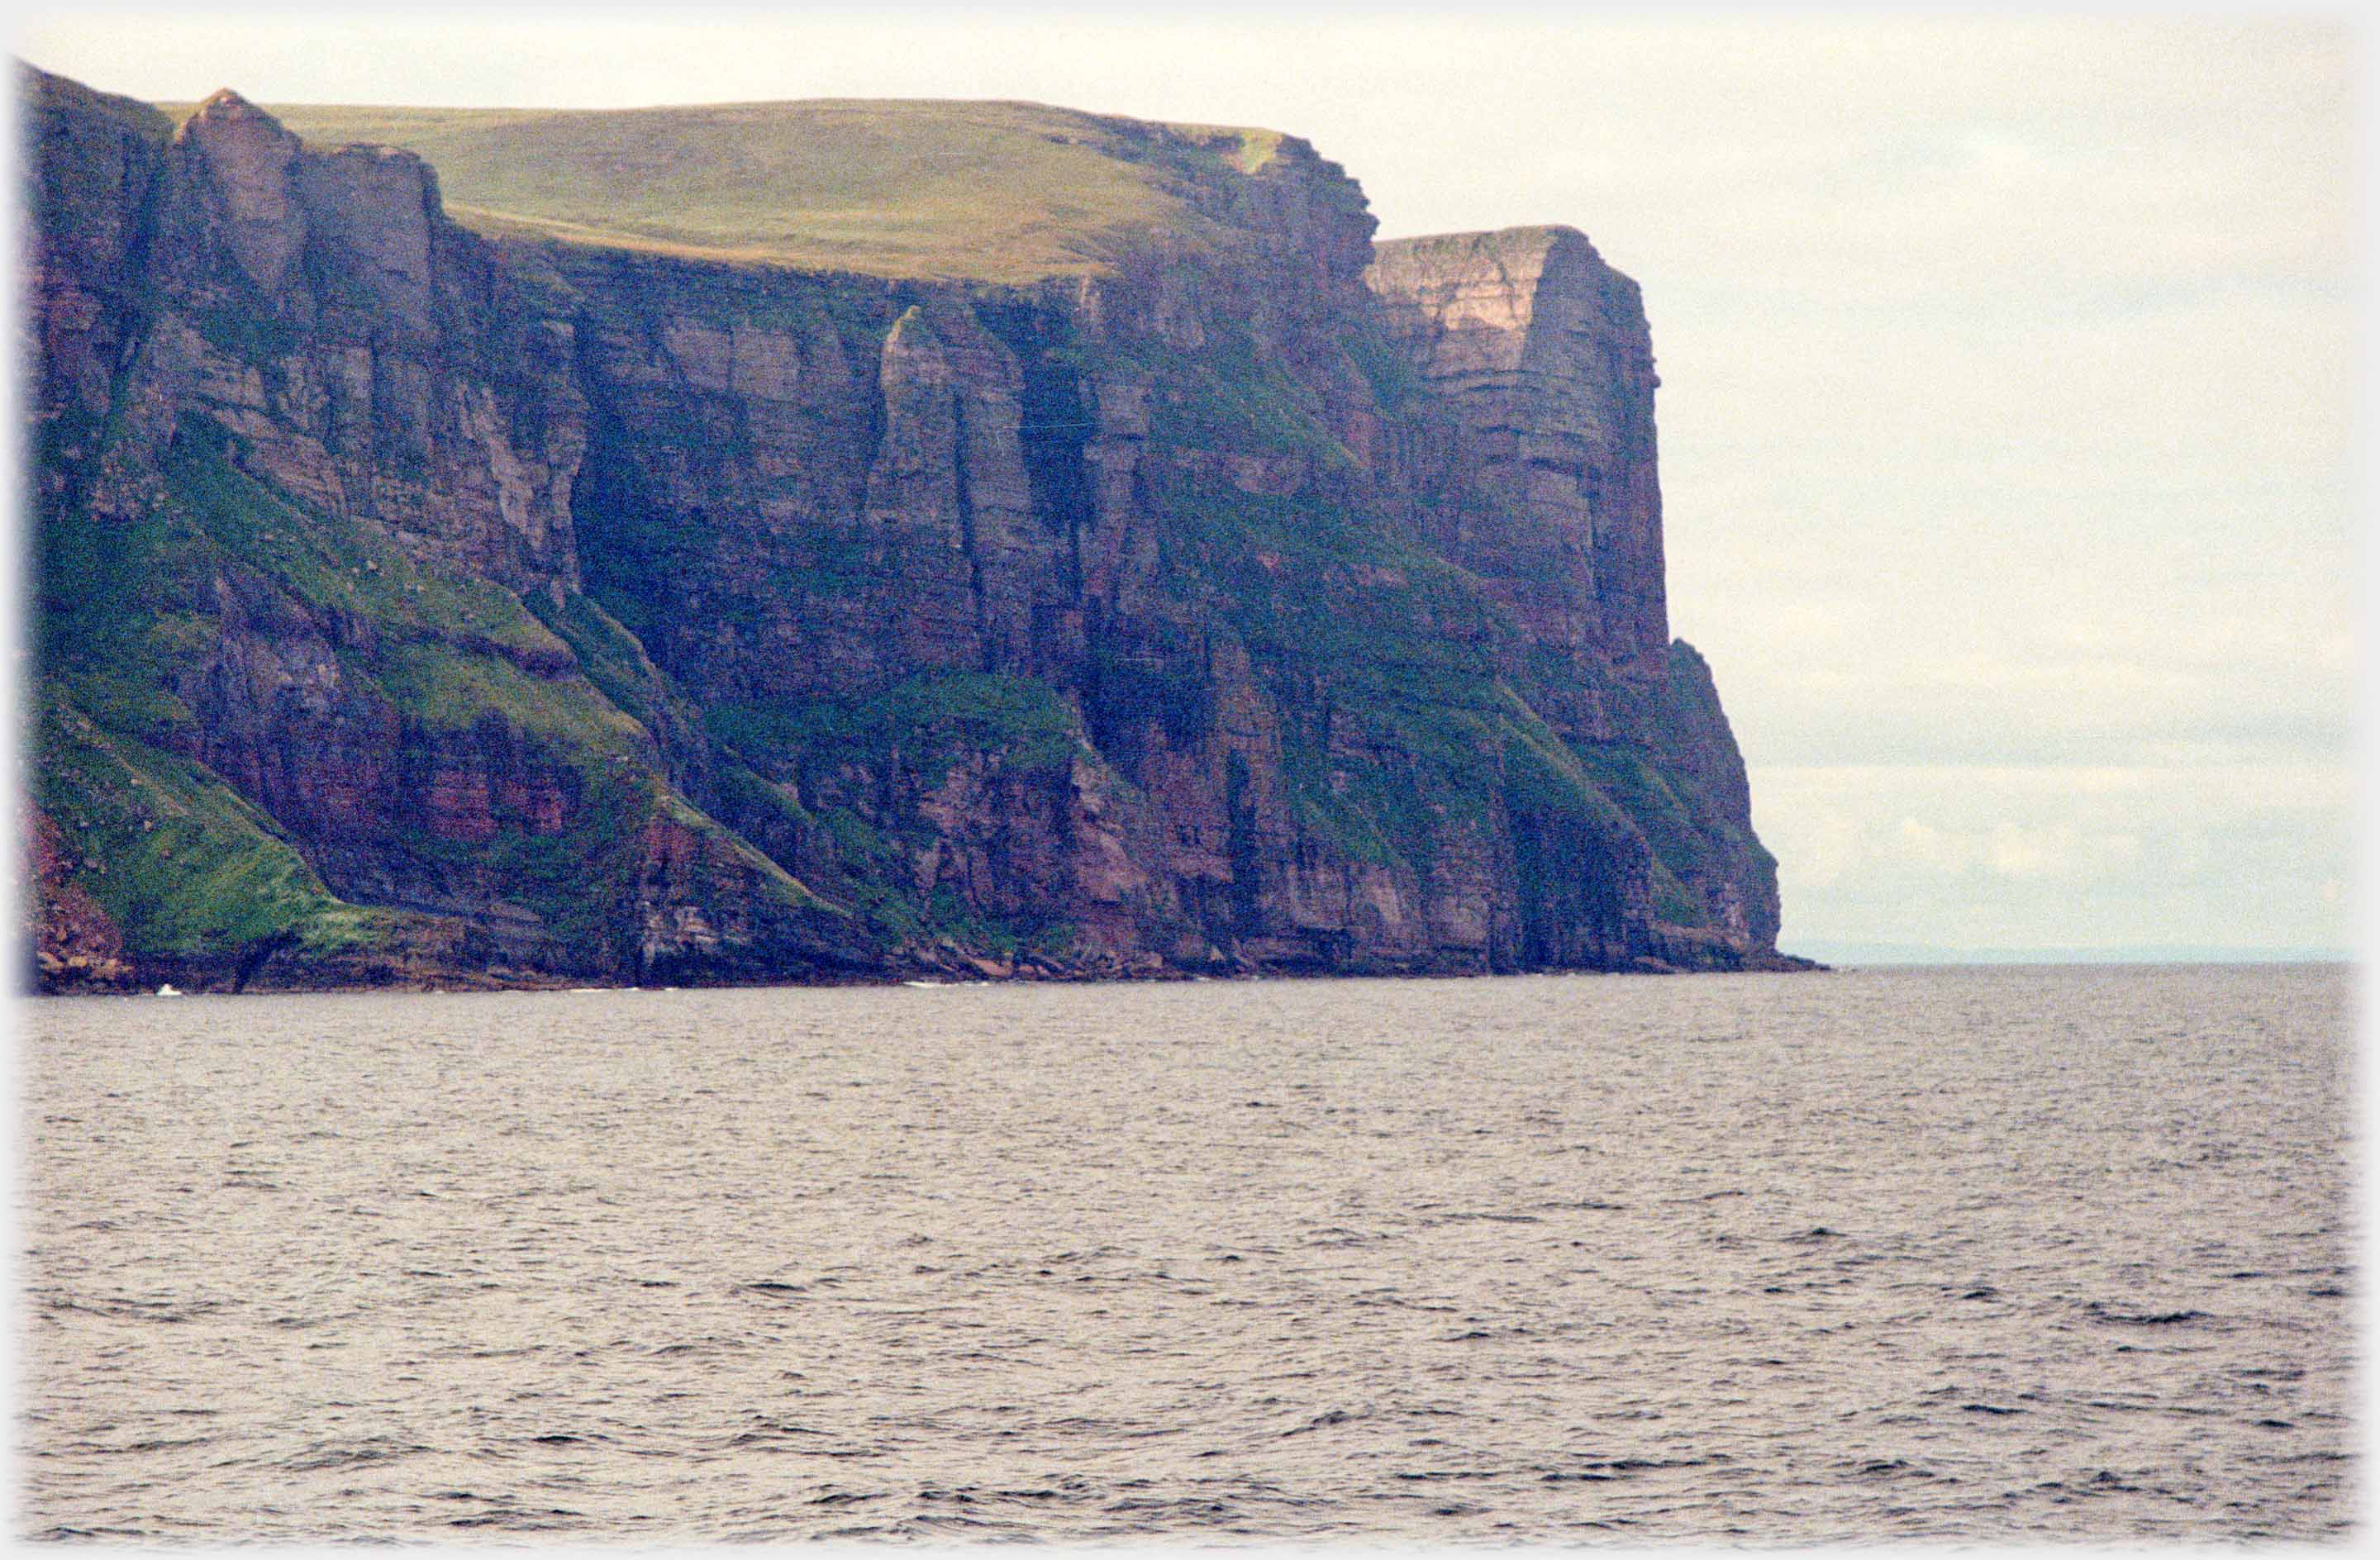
[
  {"xmin": 1847, "ymin": 1458, "xmax": 1940, "ymax": 1481},
  {"xmin": 1394, "ymin": 1469, "xmax": 1502, "ymax": 1483},
  {"xmin": 734, "ymin": 1419, "xmax": 826, "ymax": 1439},
  {"xmin": 1563, "ymin": 1455, "xmax": 1715, "ymax": 1474},
  {"xmin": 281, "ymin": 1439, "xmax": 431, "ymax": 1472},
  {"xmin": 42, "ymin": 1294, "xmax": 226, "ymax": 1325},
  {"xmin": 445, "ymin": 1506, "xmax": 586, "ymax": 1530},
  {"xmin": 2085, "ymin": 1301, "xmax": 2212, "ymax": 1326},
  {"xmin": 93, "ymin": 1434, "xmax": 217, "ymax": 1455},
  {"xmin": 1102, "ymin": 1496, "xmax": 1243, "ymax": 1520}
]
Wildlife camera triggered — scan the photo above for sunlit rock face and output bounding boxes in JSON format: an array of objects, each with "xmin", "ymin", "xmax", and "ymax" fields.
[{"xmin": 1368, "ymin": 224, "xmax": 1670, "ymax": 685}]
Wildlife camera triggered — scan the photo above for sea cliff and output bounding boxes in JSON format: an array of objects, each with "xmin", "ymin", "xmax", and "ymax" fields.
[{"xmin": 23, "ymin": 64, "xmax": 1802, "ymax": 991}]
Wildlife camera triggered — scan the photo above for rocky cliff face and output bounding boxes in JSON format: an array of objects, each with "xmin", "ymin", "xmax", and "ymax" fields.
[
  {"xmin": 23, "ymin": 64, "xmax": 1799, "ymax": 991},
  {"xmin": 1367, "ymin": 226, "xmax": 1668, "ymax": 685},
  {"xmin": 1366, "ymin": 227, "xmax": 1777, "ymax": 950}
]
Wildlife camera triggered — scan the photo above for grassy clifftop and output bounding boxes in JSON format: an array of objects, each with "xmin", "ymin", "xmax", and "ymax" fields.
[{"xmin": 158, "ymin": 96, "xmax": 1293, "ymax": 283}]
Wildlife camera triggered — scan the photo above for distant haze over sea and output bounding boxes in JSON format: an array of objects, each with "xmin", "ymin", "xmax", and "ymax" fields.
[{"xmin": 1783, "ymin": 942, "xmax": 2353, "ymax": 968}]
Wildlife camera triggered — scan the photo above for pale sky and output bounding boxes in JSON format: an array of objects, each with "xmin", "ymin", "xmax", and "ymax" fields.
[{"xmin": 15, "ymin": 8, "xmax": 2363, "ymax": 958}]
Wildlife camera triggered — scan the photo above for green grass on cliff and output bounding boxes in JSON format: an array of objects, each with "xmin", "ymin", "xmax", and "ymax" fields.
[
  {"xmin": 161, "ymin": 416, "xmax": 567, "ymax": 661},
  {"xmin": 525, "ymin": 588, "xmax": 713, "ymax": 755},
  {"xmin": 62, "ymin": 415, "xmax": 679, "ymax": 968},
  {"xmin": 32, "ymin": 688, "xmax": 435, "ymax": 963},
  {"xmin": 702, "ymin": 673, "xmax": 1093, "ymax": 954},
  {"xmin": 166, "ymin": 97, "xmax": 1297, "ymax": 283},
  {"xmin": 157, "ymin": 417, "xmax": 650, "ymax": 762},
  {"xmin": 1570, "ymin": 744, "xmax": 1715, "ymax": 888},
  {"xmin": 708, "ymin": 672, "xmax": 1084, "ymax": 788},
  {"xmin": 369, "ymin": 640, "xmax": 643, "ymax": 754},
  {"xmin": 1140, "ymin": 458, "xmax": 1717, "ymax": 929},
  {"xmin": 1154, "ymin": 328, "xmax": 1359, "ymax": 464},
  {"xmin": 33, "ymin": 411, "xmax": 440, "ymax": 967}
]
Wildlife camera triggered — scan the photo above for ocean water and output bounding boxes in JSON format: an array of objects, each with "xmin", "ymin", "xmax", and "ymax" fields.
[{"xmin": 16, "ymin": 964, "xmax": 2358, "ymax": 1543}]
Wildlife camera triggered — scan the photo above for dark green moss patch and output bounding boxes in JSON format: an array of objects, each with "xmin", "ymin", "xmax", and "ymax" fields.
[
  {"xmin": 710, "ymin": 671, "xmax": 1084, "ymax": 787},
  {"xmin": 1150, "ymin": 321, "xmax": 1354, "ymax": 464},
  {"xmin": 188, "ymin": 305, "xmax": 298, "ymax": 364},
  {"xmin": 523, "ymin": 588, "xmax": 687, "ymax": 743}
]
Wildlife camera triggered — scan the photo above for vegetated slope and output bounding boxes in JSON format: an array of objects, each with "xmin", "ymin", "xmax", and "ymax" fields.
[
  {"xmin": 26, "ymin": 62, "xmax": 1802, "ymax": 992},
  {"xmin": 158, "ymin": 97, "xmax": 1290, "ymax": 282}
]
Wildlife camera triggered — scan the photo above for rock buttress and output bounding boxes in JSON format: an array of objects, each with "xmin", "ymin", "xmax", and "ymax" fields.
[{"xmin": 1366, "ymin": 224, "xmax": 1787, "ymax": 963}]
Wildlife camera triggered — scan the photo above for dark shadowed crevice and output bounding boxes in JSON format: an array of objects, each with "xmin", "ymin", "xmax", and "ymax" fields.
[
  {"xmin": 972, "ymin": 297, "xmax": 1096, "ymax": 576},
  {"xmin": 1225, "ymin": 749, "xmax": 1261, "ymax": 934}
]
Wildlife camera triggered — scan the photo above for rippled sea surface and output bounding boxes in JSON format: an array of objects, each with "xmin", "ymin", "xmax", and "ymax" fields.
[{"xmin": 17, "ymin": 965, "xmax": 2359, "ymax": 1543}]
